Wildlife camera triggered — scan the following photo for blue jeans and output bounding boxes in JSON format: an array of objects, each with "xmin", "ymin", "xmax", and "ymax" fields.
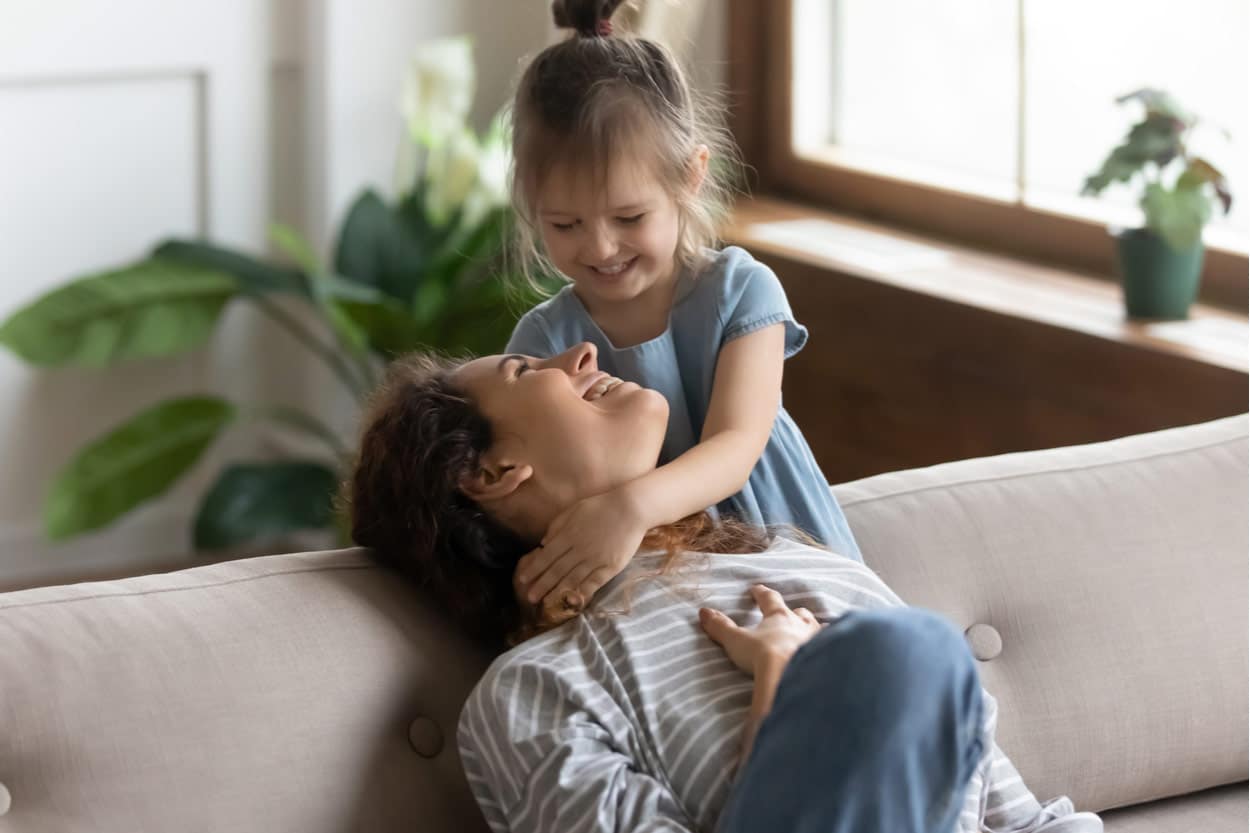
[{"xmin": 717, "ymin": 608, "xmax": 985, "ymax": 833}]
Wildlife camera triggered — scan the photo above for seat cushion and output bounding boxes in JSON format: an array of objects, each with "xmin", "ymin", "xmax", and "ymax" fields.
[
  {"xmin": 834, "ymin": 415, "xmax": 1249, "ymax": 812},
  {"xmin": 1102, "ymin": 782, "xmax": 1248, "ymax": 833}
]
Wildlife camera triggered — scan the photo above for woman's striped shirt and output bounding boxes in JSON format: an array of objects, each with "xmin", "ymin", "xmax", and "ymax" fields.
[{"xmin": 458, "ymin": 538, "xmax": 1101, "ymax": 833}]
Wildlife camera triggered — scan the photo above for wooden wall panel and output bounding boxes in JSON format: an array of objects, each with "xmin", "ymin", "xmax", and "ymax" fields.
[{"xmin": 767, "ymin": 253, "xmax": 1249, "ymax": 484}]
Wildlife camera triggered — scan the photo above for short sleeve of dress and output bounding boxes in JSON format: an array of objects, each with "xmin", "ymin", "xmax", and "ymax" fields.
[
  {"xmin": 716, "ymin": 247, "xmax": 809, "ymax": 359},
  {"xmin": 506, "ymin": 308, "xmax": 558, "ymax": 358}
]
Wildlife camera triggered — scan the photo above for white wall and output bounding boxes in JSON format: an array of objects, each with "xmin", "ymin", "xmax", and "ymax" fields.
[{"xmin": 0, "ymin": 0, "xmax": 727, "ymax": 587}]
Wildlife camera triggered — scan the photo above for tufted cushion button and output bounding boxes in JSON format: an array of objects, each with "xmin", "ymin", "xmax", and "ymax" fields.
[
  {"xmin": 965, "ymin": 623, "xmax": 1003, "ymax": 661},
  {"xmin": 408, "ymin": 716, "xmax": 445, "ymax": 758},
  {"xmin": 0, "ymin": 780, "xmax": 10, "ymax": 816}
]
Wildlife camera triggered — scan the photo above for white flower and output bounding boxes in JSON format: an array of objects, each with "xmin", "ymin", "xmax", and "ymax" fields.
[
  {"xmin": 425, "ymin": 128, "xmax": 481, "ymax": 226},
  {"xmin": 399, "ymin": 36, "xmax": 475, "ymax": 150},
  {"xmin": 474, "ymin": 109, "xmax": 512, "ymax": 210}
]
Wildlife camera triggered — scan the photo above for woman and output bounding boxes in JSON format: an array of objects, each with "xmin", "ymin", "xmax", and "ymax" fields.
[{"xmin": 347, "ymin": 342, "xmax": 1101, "ymax": 833}]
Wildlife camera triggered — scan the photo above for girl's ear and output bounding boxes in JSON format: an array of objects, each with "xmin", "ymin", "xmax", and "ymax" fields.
[
  {"xmin": 459, "ymin": 457, "xmax": 534, "ymax": 502},
  {"xmin": 688, "ymin": 144, "xmax": 710, "ymax": 193}
]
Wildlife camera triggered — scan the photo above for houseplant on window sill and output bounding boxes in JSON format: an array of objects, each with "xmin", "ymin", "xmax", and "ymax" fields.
[
  {"xmin": 0, "ymin": 37, "xmax": 546, "ymax": 557},
  {"xmin": 1082, "ymin": 89, "xmax": 1233, "ymax": 321}
]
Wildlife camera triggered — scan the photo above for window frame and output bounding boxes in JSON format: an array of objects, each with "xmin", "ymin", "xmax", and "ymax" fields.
[{"xmin": 726, "ymin": 0, "xmax": 1247, "ymax": 310}]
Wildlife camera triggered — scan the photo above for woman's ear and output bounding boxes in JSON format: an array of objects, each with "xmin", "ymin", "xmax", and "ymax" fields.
[
  {"xmin": 459, "ymin": 458, "xmax": 534, "ymax": 502},
  {"xmin": 688, "ymin": 144, "xmax": 710, "ymax": 193}
]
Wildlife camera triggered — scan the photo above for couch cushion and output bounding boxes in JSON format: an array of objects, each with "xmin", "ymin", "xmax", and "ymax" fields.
[
  {"xmin": 1102, "ymin": 782, "xmax": 1247, "ymax": 833},
  {"xmin": 0, "ymin": 548, "xmax": 494, "ymax": 833},
  {"xmin": 834, "ymin": 415, "xmax": 1249, "ymax": 813}
]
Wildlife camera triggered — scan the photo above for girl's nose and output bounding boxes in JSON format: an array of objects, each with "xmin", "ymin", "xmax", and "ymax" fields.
[
  {"xmin": 582, "ymin": 224, "xmax": 617, "ymax": 263},
  {"xmin": 541, "ymin": 341, "xmax": 598, "ymax": 376}
]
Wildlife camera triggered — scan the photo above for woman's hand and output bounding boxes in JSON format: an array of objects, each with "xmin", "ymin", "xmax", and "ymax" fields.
[
  {"xmin": 699, "ymin": 585, "xmax": 822, "ymax": 678},
  {"xmin": 515, "ymin": 486, "xmax": 650, "ymax": 617},
  {"xmin": 700, "ymin": 585, "xmax": 823, "ymax": 765}
]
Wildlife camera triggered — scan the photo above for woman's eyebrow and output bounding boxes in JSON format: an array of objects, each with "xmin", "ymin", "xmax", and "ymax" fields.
[{"xmin": 497, "ymin": 355, "xmax": 526, "ymax": 373}]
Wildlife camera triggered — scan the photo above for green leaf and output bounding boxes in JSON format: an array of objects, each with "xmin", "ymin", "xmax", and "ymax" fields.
[
  {"xmin": 1142, "ymin": 182, "xmax": 1212, "ymax": 251},
  {"xmin": 268, "ymin": 223, "xmax": 325, "ymax": 278},
  {"xmin": 1180, "ymin": 157, "xmax": 1234, "ymax": 214},
  {"xmin": 45, "ymin": 396, "xmax": 237, "ymax": 540},
  {"xmin": 193, "ymin": 460, "xmax": 339, "ymax": 550},
  {"xmin": 153, "ymin": 239, "xmax": 308, "ymax": 296},
  {"xmin": 334, "ymin": 189, "xmax": 431, "ymax": 302},
  {"xmin": 338, "ymin": 296, "xmax": 429, "ymax": 357},
  {"xmin": 0, "ymin": 258, "xmax": 238, "ymax": 367},
  {"xmin": 1116, "ymin": 88, "xmax": 1190, "ymax": 122}
]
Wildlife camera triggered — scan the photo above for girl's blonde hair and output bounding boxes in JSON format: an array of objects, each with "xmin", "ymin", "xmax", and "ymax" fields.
[{"xmin": 508, "ymin": 0, "xmax": 743, "ymax": 295}]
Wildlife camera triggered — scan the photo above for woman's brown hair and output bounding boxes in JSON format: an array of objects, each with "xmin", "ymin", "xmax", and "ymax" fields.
[
  {"xmin": 508, "ymin": 0, "xmax": 743, "ymax": 294},
  {"xmin": 344, "ymin": 353, "xmax": 769, "ymax": 652}
]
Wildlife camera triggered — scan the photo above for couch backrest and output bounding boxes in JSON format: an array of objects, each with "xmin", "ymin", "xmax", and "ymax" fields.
[
  {"xmin": 0, "ymin": 550, "xmax": 494, "ymax": 833},
  {"xmin": 834, "ymin": 414, "xmax": 1249, "ymax": 812},
  {"xmin": 1, "ymin": 417, "xmax": 1245, "ymax": 831}
]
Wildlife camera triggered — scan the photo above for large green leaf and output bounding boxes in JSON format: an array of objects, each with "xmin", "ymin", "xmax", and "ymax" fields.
[
  {"xmin": 338, "ymin": 296, "xmax": 430, "ymax": 357},
  {"xmin": 0, "ymin": 258, "xmax": 238, "ymax": 367},
  {"xmin": 334, "ymin": 189, "xmax": 431, "ymax": 302},
  {"xmin": 153, "ymin": 239, "xmax": 308, "ymax": 295},
  {"xmin": 193, "ymin": 460, "xmax": 339, "ymax": 550},
  {"xmin": 45, "ymin": 396, "xmax": 237, "ymax": 540}
]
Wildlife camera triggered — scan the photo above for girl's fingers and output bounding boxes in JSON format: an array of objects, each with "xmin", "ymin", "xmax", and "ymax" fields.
[
  {"xmin": 794, "ymin": 607, "xmax": 816, "ymax": 625},
  {"xmin": 549, "ymin": 562, "xmax": 596, "ymax": 606},
  {"xmin": 524, "ymin": 546, "xmax": 575, "ymax": 603},
  {"xmin": 516, "ymin": 544, "xmax": 559, "ymax": 585},
  {"xmin": 750, "ymin": 584, "xmax": 787, "ymax": 616},
  {"xmin": 577, "ymin": 566, "xmax": 618, "ymax": 603}
]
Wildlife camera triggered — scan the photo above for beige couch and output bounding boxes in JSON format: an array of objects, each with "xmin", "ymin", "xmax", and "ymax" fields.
[{"xmin": 1, "ymin": 415, "xmax": 1245, "ymax": 833}]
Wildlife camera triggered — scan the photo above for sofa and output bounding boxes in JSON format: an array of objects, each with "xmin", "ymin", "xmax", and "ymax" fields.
[{"xmin": 0, "ymin": 415, "xmax": 1245, "ymax": 832}]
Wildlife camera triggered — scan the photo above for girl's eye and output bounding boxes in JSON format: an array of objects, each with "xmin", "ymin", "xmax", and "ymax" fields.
[
  {"xmin": 551, "ymin": 222, "xmax": 575, "ymax": 232},
  {"xmin": 515, "ymin": 360, "xmax": 532, "ymax": 377},
  {"xmin": 618, "ymin": 213, "xmax": 646, "ymax": 225}
]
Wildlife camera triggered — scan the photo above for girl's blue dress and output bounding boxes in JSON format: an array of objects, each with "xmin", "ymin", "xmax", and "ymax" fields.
[{"xmin": 505, "ymin": 245, "xmax": 862, "ymax": 560}]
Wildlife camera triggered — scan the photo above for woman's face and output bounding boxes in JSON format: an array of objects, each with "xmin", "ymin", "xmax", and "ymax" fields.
[{"xmin": 453, "ymin": 342, "xmax": 669, "ymax": 534}]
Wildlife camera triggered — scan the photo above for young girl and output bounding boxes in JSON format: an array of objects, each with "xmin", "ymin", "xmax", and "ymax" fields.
[{"xmin": 506, "ymin": 0, "xmax": 862, "ymax": 611}]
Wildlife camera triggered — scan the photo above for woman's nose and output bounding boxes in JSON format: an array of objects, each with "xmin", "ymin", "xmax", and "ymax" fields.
[{"xmin": 544, "ymin": 341, "xmax": 598, "ymax": 375}]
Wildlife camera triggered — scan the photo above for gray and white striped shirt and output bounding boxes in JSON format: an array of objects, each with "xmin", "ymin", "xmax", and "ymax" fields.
[{"xmin": 458, "ymin": 538, "xmax": 1101, "ymax": 833}]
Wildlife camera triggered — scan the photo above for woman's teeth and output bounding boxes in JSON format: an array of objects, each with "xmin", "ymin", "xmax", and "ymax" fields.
[{"xmin": 585, "ymin": 378, "xmax": 623, "ymax": 401}]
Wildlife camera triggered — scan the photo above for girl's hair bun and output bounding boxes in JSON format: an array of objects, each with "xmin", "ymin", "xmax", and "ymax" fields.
[{"xmin": 551, "ymin": 0, "xmax": 626, "ymax": 37}]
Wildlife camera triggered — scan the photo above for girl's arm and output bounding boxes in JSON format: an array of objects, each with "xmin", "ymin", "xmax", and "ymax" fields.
[
  {"xmin": 516, "ymin": 323, "xmax": 785, "ymax": 606},
  {"xmin": 625, "ymin": 321, "xmax": 785, "ymax": 528}
]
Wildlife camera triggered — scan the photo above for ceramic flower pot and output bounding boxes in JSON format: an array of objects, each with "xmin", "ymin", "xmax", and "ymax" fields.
[{"xmin": 1113, "ymin": 227, "xmax": 1205, "ymax": 320}]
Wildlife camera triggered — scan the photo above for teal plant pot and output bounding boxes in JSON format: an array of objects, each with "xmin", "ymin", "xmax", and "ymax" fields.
[{"xmin": 1114, "ymin": 228, "xmax": 1205, "ymax": 320}]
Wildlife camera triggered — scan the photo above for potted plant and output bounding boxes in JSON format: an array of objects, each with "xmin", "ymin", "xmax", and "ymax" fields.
[
  {"xmin": 1085, "ymin": 88, "xmax": 1230, "ymax": 317},
  {"xmin": 1082, "ymin": 88, "xmax": 1233, "ymax": 320},
  {"xmin": 0, "ymin": 37, "xmax": 549, "ymax": 555}
]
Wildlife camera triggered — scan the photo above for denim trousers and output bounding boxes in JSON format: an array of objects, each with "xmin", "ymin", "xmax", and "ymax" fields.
[{"xmin": 717, "ymin": 607, "xmax": 985, "ymax": 833}]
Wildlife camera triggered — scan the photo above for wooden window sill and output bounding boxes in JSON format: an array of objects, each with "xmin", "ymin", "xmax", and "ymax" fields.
[{"xmin": 726, "ymin": 196, "xmax": 1248, "ymax": 376}]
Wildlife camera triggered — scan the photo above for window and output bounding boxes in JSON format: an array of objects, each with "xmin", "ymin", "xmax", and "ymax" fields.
[{"xmin": 731, "ymin": 0, "xmax": 1249, "ymax": 307}]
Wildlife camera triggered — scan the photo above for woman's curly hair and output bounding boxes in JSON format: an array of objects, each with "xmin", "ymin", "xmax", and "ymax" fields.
[{"xmin": 345, "ymin": 354, "xmax": 531, "ymax": 649}]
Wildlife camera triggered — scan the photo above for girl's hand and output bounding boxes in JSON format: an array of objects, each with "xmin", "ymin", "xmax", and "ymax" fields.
[
  {"xmin": 515, "ymin": 487, "xmax": 650, "ymax": 615},
  {"xmin": 699, "ymin": 585, "xmax": 822, "ymax": 678}
]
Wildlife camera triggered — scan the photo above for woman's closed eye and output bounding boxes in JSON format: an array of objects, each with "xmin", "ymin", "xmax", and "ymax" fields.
[
  {"xmin": 617, "ymin": 212, "xmax": 645, "ymax": 225},
  {"xmin": 514, "ymin": 360, "xmax": 533, "ymax": 377}
]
